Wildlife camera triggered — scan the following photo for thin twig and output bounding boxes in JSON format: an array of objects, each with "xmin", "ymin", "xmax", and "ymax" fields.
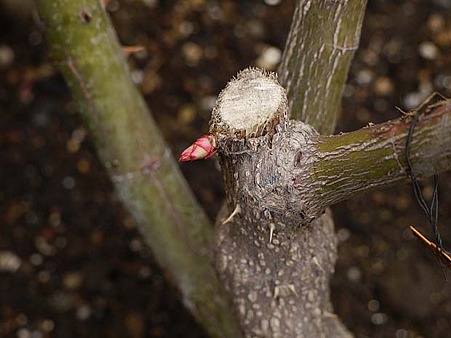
[{"xmin": 410, "ymin": 226, "xmax": 451, "ymax": 267}]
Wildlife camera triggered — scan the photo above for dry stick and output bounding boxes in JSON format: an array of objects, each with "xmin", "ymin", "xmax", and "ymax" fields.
[{"xmin": 410, "ymin": 226, "xmax": 451, "ymax": 267}]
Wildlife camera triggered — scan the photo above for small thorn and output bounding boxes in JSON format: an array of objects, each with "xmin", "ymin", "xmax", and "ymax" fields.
[
  {"xmin": 312, "ymin": 256, "xmax": 324, "ymax": 273},
  {"xmin": 122, "ymin": 45, "xmax": 145, "ymax": 56},
  {"xmin": 222, "ymin": 204, "xmax": 241, "ymax": 224},
  {"xmin": 323, "ymin": 311, "xmax": 338, "ymax": 319},
  {"xmin": 273, "ymin": 284, "xmax": 297, "ymax": 299},
  {"xmin": 269, "ymin": 223, "xmax": 275, "ymax": 244},
  {"xmin": 288, "ymin": 284, "xmax": 298, "ymax": 296}
]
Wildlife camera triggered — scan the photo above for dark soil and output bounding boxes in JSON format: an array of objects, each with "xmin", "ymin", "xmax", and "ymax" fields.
[{"xmin": 1, "ymin": 1, "xmax": 450, "ymax": 337}]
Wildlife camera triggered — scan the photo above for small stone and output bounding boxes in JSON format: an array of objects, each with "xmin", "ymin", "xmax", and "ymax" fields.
[
  {"xmin": 371, "ymin": 312, "xmax": 388, "ymax": 325},
  {"xmin": 177, "ymin": 104, "xmax": 196, "ymax": 124},
  {"xmin": 428, "ymin": 14, "xmax": 444, "ymax": 33},
  {"xmin": 63, "ymin": 271, "xmax": 83, "ymax": 290},
  {"xmin": 76, "ymin": 305, "xmax": 91, "ymax": 320},
  {"xmin": 419, "ymin": 41, "xmax": 439, "ymax": 60},
  {"xmin": 347, "ymin": 266, "xmax": 362, "ymax": 281},
  {"xmin": 356, "ymin": 69, "xmax": 373, "ymax": 85},
  {"xmin": 368, "ymin": 299, "xmax": 380, "ymax": 312},
  {"xmin": 264, "ymin": 0, "xmax": 282, "ymax": 5},
  {"xmin": 0, "ymin": 250, "xmax": 21, "ymax": 272},
  {"xmin": 374, "ymin": 77, "xmax": 394, "ymax": 96},
  {"xmin": 182, "ymin": 42, "xmax": 203, "ymax": 66},
  {"xmin": 256, "ymin": 46, "xmax": 282, "ymax": 70},
  {"xmin": 0, "ymin": 45, "xmax": 14, "ymax": 68}
]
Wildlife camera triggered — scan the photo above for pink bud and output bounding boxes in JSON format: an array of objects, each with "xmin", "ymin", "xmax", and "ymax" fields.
[{"xmin": 179, "ymin": 135, "xmax": 217, "ymax": 162}]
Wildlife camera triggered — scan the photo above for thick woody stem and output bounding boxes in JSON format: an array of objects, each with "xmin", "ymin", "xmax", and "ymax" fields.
[
  {"xmin": 215, "ymin": 92, "xmax": 451, "ymax": 223},
  {"xmin": 210, "ymin": 68, "xmax": 293, "ymax": 212},
  {"xmin": 211, "ymin": 69, "xmax": 450, "ymax": 338},
  {"xmin": 212, "ymin": 69, "xmax": 351, "ymax": 337}
]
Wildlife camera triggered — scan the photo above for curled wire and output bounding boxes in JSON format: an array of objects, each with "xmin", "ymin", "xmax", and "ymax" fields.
[{"xmin": 405, "ymin": 94, "xmax": 447, "ymax": 270}]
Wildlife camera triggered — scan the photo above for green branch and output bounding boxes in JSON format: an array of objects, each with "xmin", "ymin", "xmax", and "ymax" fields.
[
  {"xmin": 279, "ymin": 0, "xmax": 368, "ymax": 134},
  {"xmin": 298, "ymin": 99, "xmax": 451, "ymax": 218},
  {"xmin": 35, "ymin": 1, "xmax": 241, "ymax": 337}
]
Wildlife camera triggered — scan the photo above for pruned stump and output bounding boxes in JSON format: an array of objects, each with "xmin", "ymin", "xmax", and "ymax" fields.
[{"xmin": 211, "ymin": 68, "xmax": 352, "ymax": 337}]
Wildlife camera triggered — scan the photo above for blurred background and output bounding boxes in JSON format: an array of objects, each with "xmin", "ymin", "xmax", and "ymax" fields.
[{"xmin": 1, "ymin": 0, "xmax": 450, "ymax": 337}]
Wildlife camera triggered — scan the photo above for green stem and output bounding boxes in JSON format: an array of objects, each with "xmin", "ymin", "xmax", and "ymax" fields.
[
  {"xmin": 35, "ymin": 1, "xmax": 241, "ymax": 337},
  {"xmin": 279, "ymin": 0, "xmax": 368, "ymax": 134},
  {"xmin": 304, "ymin": 100, "xmax": 451, "ymax": 216}
]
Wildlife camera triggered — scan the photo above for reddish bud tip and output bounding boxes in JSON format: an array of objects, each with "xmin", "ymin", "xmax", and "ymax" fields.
[{"xmin": 179, "ymin": 135, "xmax": 217, "ymax": 162}]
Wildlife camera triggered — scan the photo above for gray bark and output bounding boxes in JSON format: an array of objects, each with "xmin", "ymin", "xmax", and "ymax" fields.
[
  {"xmin": 210, "ymin": 68, "xmax": 451, "ymax": 337},
  {"xmin": 211, "ymin": 0, "xmax": 369, "ymax": 335},
  {"xmin": 211, "ymin": 69, "xmax": 353, "ymax": 337}
]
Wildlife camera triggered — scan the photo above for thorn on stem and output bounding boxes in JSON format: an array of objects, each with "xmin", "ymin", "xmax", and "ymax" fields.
[
  {"xmin": 273, "ymin": 284, "xmax": 297, "ymax": 299},
  {"xmin": 222, "ymin": 204, "xmax": 241, "ymax": 224},
  {"xmin": 122, "ymin": 45, "xmax": 145, "ymax": 56},
  {"xmin": 312, "ymin": 256, "xmax": 324, "ymax": 273},
  {"xmin": 269, "ymin": 223, "xmax": 275, "ymax": 244}
]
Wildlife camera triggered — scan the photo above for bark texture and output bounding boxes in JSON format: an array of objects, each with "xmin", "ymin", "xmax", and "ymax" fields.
[
  {"xmin": 35, "ymin": 1, "xmax": 241, "ymax": 337},
  {"xmin": 212, "ymin": 69, "xmax": 352, "ymax": 337},
  {"xmin": 211, "ymin": 1, "xmax": 369, "ymax": 335},
  {"xmin": 296, "ymin": 99, "xmax": 451, "ymax": 219},
  {"xmin": 211, "ymin": 0, "xmax": 367, "ymax": 336},
  {"xmin": 211, "ymin": 70, "xmax": 451, "ymax": 337},
  {"xmin": 215, "ymin": 207, "xmax": 350, "ymax": 338}
]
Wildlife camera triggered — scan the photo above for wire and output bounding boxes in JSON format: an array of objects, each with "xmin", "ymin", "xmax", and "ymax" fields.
[{"xmin": 405, "ymin": 96, "xmax": 446, "ymax": 272}]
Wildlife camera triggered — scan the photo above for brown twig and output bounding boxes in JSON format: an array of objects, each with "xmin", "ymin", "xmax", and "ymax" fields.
[{"xmin": 410, "ymin": 226, "xmax": 451, "ymax": 268}]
